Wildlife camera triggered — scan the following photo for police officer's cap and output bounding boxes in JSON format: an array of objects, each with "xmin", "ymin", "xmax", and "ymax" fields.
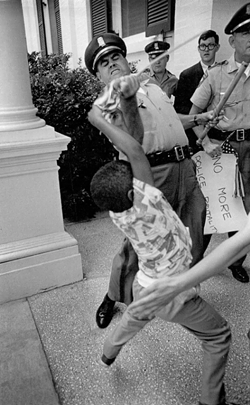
[
  {"xmin": 144, "ymin": 41, "xmax": 170, "ymax": 55},
  {"xmin": 84, "ymin": 33, "xmax": 127, "ymax": 75},
  {"xmin": 225, "ymin": 3, "xmax": 250, "ymax": 34}
]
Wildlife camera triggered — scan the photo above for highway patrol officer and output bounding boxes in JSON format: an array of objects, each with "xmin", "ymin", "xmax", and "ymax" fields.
[
  {"xmin": 144, "ymin": 40, "xmax": 178, "ymax": 98},
  {"xmin": 190, "ymin": 3, "xmax": 250, "ymax": 283},
  {"xmin": 84, "ymin": 33, "xmax": 220, "ymax": 329}
]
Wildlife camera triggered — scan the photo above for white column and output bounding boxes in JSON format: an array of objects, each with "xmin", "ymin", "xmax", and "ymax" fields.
[{"xmin": 0, "ymin": 0, "xmax": 83, "ymax": 304}]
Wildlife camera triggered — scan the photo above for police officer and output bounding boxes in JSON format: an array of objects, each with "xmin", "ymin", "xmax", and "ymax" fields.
[
  {"xmin": 190, "ymin": 3, "xmax": 250, "ymax": 283},
  {"xmin": 84, "ymin": 33, "xmax": 221, "ymax": 330},
  {"xmin": 144, "ymin": 40, "xmax": 178, "ymax": 98}
]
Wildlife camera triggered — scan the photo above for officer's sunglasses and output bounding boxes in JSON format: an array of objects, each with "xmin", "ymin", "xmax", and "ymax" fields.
[{"xmin": 198, "ymin": 43, "xmax": 217, "ymax": 51}]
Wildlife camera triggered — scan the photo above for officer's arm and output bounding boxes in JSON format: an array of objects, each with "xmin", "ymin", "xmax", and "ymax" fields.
[
  {"xmin": 119, "ymin": 96, "xmax": 144, "ymax": 144},
  {"xmin": 178, "ymin": 110, "xmax": 222, "ymax": 130},
  {"xmin": 189, "ymin": 104, "xmax": 222, "ymax": 156},
  {"xmin": 113, "ymin": 75, "xmax": 144, "ymax": 144}
]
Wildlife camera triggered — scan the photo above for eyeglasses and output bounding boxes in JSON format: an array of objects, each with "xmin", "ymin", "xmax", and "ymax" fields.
[{"xmin": 198, "ymin": 43, "xmax": 217, "ymax": 51}]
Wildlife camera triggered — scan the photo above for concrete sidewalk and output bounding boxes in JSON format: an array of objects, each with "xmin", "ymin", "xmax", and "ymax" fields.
[{"xmin": 1, "ymin": 213, "xmax": 250, "ymax": 405}]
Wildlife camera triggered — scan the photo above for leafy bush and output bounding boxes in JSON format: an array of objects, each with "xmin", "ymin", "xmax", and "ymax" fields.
[{"xmin": 28, "ymin": 52, "xmax": 117, "ymax": 221}]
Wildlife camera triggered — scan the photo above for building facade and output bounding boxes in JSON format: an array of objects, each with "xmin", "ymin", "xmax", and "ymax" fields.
[{"xmin": 22, "ymin": 0, "xmax": 246, "ymax": 76}]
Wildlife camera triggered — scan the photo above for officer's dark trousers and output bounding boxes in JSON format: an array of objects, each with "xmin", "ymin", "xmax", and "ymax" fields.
[{"xmin": 107, "ymin": 158, "xmax": 206, "ymax": 304}]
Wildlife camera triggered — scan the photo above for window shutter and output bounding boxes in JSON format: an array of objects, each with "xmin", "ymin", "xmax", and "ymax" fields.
[
  {"xmin": 54, "ymin": 0, "xmax": 63, "ymax": 54},
  {"xmin": 121, "ymin": 0, "xmax": 145, "ymax": 38},
  {"xmin": 90, "ymin": 0, "xmax": 108, "ymax": 37},
  {"xmin": 36, "ymin": 0, "xmax": 47, "ymax": 56},
  {"xmin": 146, "ymin": 0, "xmax": 174, "ymax": 37}
]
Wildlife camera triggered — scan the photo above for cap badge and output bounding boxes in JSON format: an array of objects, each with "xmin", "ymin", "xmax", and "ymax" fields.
[
  {"xmin": 247, "ymin": 5, "xmax": 250, "ymax": 14},
  {"xmin": 97, "ymin": 37, "xmax": 106, "ymax": 47},
  {"xmin": 154, "ymin": 43, "xmax": 159, "ymax": 50}
]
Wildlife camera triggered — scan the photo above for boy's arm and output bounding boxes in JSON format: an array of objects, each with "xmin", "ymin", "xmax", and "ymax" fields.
[
  {"xmin": 129, "ymin": 214, "xmax": 250, "ymax": 319},
  {"xmin": 88, "ymin": 105, "xmax": 154, "ymax": 186}
]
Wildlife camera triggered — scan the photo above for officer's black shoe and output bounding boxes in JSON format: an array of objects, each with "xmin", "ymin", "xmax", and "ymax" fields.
[
  {"xmin": 96, "ymin": 294, "xmax": 115, "ymax": 328},
  {"xmin": 229, "ymin": 265, "xmax": 249, "ymax": 283}
]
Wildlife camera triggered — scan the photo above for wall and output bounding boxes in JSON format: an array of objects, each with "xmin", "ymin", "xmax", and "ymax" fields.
[
  {"xmin": 22, "ymin": 0, "xmax": 40, "ymax": 52},
  {"xmin": 174, "ymin": 0, "xmax": 214, "ymax": 76},
  {"xmin": 211, "ymin": 0, "xmax": 247, "ymax": 62},
  {"xmin": 56, "ymin": 0, "xmax": 89, "ymax": 68}
]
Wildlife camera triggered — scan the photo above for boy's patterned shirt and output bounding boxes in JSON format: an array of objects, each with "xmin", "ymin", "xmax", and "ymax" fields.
[{"xmin": 110, "ymin": 178, "xmax": 193, "ymax": 288}]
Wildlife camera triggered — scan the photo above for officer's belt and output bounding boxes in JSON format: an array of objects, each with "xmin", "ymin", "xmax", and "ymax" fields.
[
  {"xmin": 146, "ymin": 145, "xmax": 190, "ymax": 167},
  {"xmin": 209, "ymin": 128, "xmax": 250, "ymax": 142}
]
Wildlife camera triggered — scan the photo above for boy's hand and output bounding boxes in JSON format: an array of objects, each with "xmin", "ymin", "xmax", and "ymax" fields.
[
  {"xmin": 128, "ymin": 277, "xmax": 181, "ymax": 319},
  {"xmin": 112, "ymin": 74, "xmax": 140, "ymax": 99},
  {"xmin": 88, "ymin": 105, "xmax": 103, "ymax": 127}
]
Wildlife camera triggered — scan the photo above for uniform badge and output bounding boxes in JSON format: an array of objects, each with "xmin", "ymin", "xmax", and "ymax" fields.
[
  {"xmin": 154, "ymin": 42, "xmax": 159, "ymax": 50},
  {"xmin": 247, "ymin": 5, "xmax": 250, "ymax": 14},
  {"xmin": 97, "ymin": 37, "xmax": 106, "ymax": 47}
]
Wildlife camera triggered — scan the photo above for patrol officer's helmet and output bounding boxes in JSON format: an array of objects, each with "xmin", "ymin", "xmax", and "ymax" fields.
[
  {"xmin": 225, "ymin": 3, "xmax": 250, "ymax": 34},
  {"xmin": 144, "ymin": 40, "xmax": 170, "ymax": 57},
  {"xmin": 84, "ymin": 33, "xmax": 127, "ymax": 76}
]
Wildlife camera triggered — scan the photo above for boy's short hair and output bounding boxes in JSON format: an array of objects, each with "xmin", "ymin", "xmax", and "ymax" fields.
[
  {"xmin": 198, "ymin": 30, "xmax": 219, "ymax": 45},
  {"xmin": 90, "ymin": 160, "xmax": 133, "ymax": 212}
]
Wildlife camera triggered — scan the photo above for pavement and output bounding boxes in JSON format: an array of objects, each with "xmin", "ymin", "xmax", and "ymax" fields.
[{"xmin": 1, "ymin": 211, "xmax": 250, "ymax": 405}]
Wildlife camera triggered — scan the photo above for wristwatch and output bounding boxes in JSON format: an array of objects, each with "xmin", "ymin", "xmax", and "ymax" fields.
[{"xmin": 193, "ymin": 115, "xmax": 199, "ymax": 126}]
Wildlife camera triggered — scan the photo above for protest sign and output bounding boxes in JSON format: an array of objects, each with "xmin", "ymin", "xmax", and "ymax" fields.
[{"xmin": 192, "ymin": 151, "xmax": 247, "ymax": 234}]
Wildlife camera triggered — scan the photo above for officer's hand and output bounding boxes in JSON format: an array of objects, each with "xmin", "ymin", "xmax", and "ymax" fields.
[
  {"xmin": 200, "ymin": 110, "xmax": 225, "ymax": 127},
  {"xmin": 112, "ymin": 74, "xmax": 140, "ymax": 99}
]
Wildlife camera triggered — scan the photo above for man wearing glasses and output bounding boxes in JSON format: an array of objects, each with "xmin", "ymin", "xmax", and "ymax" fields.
[{"xmin": 174, "ymin": 30, "xmax": 220, "ymax": 154}]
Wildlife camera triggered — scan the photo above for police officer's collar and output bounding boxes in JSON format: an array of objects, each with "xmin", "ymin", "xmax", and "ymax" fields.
[
  {"xmin": 235, "ymin": 59, "xmax": 250, "ymax": 77},
  {"xmin": 151, "ymin": 69, "xmax": 169, "ymax": 79},
  {"xmin": 227, "ymin": 54, "xmax": 242, "ymax": 74}
]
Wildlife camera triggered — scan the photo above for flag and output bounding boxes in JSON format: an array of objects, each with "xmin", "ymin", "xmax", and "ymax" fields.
[
  {"xmin": 94, "ymin": 81, "xmax": 120, "ymax": 123},
  {"xmin": 221, "ymin": 138, "xmax": 244, "ymax": 197}
]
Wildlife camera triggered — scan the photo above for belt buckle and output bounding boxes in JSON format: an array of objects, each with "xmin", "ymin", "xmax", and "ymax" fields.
[
  {"xmin": 174, "ymin": 145, "xmax": 185, "ymax": 161},
  {"xmin": 236, "ymin": 129, "xmax": 245, "ymax": 141}
]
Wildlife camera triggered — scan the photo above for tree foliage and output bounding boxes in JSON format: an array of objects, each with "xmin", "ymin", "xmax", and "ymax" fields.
[{"xmin": 28, "ymin": 52, "xmax": 117, "ymax": 221}]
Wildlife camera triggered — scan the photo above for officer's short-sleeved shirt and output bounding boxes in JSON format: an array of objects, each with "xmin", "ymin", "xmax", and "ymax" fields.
[
  {"xmin": 147, "ymin": 70, "xmax": 178, "ymax": 98},
  {"xmin": 95, "ymin": 76, "xmax": 188, "ymax": 156},
  {"xmin": 137, "ymin": 80, "xmax": 188, "ymax": 153},
  {"xmin": 191, "ymin": 54, "xmax": 250, "ymax": 131}
]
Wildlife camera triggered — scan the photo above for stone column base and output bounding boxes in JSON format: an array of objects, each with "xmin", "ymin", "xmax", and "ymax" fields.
[
  {"xmin": 0, "ymin": 232, "xmax": 82, "ymax": 304},
  {"xmin": 0, "ymin": 128, "xmax": 83, "ymax": 303}
]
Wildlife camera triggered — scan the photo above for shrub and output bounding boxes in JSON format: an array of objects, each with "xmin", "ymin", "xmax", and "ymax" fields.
[{"xmin": 28, "ymin": 52, "xmax": 117, "ymax": 221}]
